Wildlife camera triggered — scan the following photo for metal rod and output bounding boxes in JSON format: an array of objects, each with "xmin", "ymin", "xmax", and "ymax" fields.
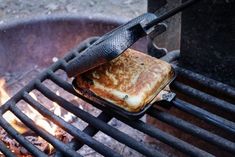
[
  {"xmin": 174, "ymin": 65, "xmax": 235, "ymax": 100},
  {"xmin": 148, "ymin": 108, "xmax": 235, "ymax": 154},
  {"xmin": 9, "ymin": 106, "xmax": 81, "ymax": 157},
  {"xmin": 0, "ymin": 69, "xmax": 49, "ymax": 114},
  {"xmin": 145, "ymin": 0, "xmax": 200, "ymax": 30},
  {"xmin": 49, "ymin": 64, "xmax": 235, "ymax": 134},
  {"xmin": 172, "ymin": 81, "xmax": 235, "ymax": 115},
  {"xmin": 0, "ymin": 140, "xmax": 16, "ymax": 157},
  {"xmin": 114, "ymin": 113, "xmax": 214, "ymax": 157},
  {"xmin": 23, "ymin": 92, "xmax": 121, "ymax": 157},
  {"xmin": 172, "ymin": 98, "xmax": 235, "ymax": 134},
  {"xmin": 63, "ymin": 37, "xmax": 99, "ymax": 63},
  {"xmin": 47, "ymin": 70, "xmax": 75, "ymax": 94},
  {"xmin": 35, "ymin": 82, "xmax": 166, "ymax": 157},
  {"xmin": 69, "ymin": 112, "xmax": 112, "ymax": 150},
  {"xmin": 160, "ymin": 50, "xmax": 180, "ymax": 62},
  {"xmin": 49, "ymin": 71, "xmax": 214, "ymax": 157},
  {"xmin": 55, "ymin": 112, "xmax": 113, "ymax": 157},
  {"xmin": 0, "ymin": 116, "xmax": 46, "ymax": 157},
  {"xmin": 0, "ymin": 35, "xmax": 234, "ymax": 156}
]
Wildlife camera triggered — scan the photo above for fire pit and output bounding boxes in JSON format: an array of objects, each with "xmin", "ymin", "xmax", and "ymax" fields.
[
  {"xmin": 0, "ymin": 2, "xmax": 235, "ymax": 157},
  {"xmin": 0, "ymin": 15, "xmax": 147, "ymax": 156}
]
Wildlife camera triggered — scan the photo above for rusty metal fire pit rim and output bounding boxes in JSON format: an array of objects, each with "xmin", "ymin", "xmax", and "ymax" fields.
[{"xmin": 0, "ymin": 13, "xmax": 128, "ymax": 31}]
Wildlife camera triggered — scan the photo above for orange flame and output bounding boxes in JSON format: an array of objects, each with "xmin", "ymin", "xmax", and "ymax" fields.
[
  {"xmin": 0, "ymin": 78, "xmax": 28, "ymax": 133},
  {"xmin": 0, "ymin": 78, "xmax": 76, "ymax": 154},
  {"xmin": 0, "ymin": 78, "xmax": 10, "ymax": 104},
  {"xmin": 28, "ymin": 93, "xmax": 58, "ymax": 135},
  {"xmin": 0, "ymin": 78, "xmax": 66, "ymax": 136}
]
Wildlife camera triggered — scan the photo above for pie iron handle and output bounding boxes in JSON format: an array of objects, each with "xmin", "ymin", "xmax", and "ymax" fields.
[{"xmin": 65, "ymin": 13, "xmax": 157, "ymax": 78}]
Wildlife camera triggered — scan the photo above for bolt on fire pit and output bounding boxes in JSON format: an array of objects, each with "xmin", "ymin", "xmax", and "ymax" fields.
[{"xmin": 0, "ymin": 36, "xmax": 234, "ymax": 157}]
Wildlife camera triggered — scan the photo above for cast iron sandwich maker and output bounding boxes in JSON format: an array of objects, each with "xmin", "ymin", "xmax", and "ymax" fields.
[{"xmin": 65, "ymin": 0, "xmax": 200, "ymax": 119}]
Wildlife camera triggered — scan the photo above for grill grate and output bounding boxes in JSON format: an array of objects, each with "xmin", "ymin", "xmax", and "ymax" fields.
[{"xmin": 0, "ymin": 37, "xmax": 234, "ymax": 157}]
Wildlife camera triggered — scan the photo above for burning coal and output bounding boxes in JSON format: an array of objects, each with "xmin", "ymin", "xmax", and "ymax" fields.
[{"xmin": 0, "ymin": 78, "xmax": 75, "ymax": 156}]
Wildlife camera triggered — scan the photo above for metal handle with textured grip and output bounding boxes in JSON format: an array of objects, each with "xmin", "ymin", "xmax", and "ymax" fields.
[{"xmin": 65, "ymin": 13, "xmax": 157, "ymax": 77}]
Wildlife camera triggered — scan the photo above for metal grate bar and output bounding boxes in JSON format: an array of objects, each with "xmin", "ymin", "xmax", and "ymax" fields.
[
  {"xmin": 172, "ymin": 81, "xmax": 235, "ymax": 114},
  {"xmin": 48, "ymin": 69, "xmax": 231, "ymax": 157},
  {"xmin": 63, "ymin": 37, "xmax": 99, "ymax": 63},
  {"xmin": 172, "ymin": 98, "xmax": 235, "ymax": 134},
  {"xmin": 148, "ymin": 108, "xmax": 235, "ymax": 153},
  {"xmin": 0, "ymin": 70, "xmax": 49, "ymax": 114},
  {"xmin": 174, "ymin": 66, "xmax": 235, "ymax": 100},
  {"xmin": 47, "ymin": 70, "xmax": 73, "ymax": 91},
  {"xmin": 68, "ymin": 112, "xmax": 113, "ymax": 150},
  {"xmin": 0, "ymin": 138, "xmax": 16, "ymax": 157},
  {"xmin": 48, "ymin": 70, "xmax": 214, "ymax": 157},
  {"xmin": 22, "ymin": 92, "xmax": 121, "ymax": 157},
  {"xmin": 0, "ymin": 37, "xmax": 233, "ymax": 156},
  {"xmin": 55, "ymin": 112, "xmax": 113, "ymax": 157},
  {"xmin": 0, "ymin": 116, "xmax": 47, "ymax": 157},
  {"xmin": 9, "ymin": 106, "xmax": 81, "ymax": 157},
  {"xmin": 35, "ymin": 81, "xmax": 166, "ymax": 157},
  {"xmin": 114, "ymin": 114, "xmax": 214, "ymax": 157}
]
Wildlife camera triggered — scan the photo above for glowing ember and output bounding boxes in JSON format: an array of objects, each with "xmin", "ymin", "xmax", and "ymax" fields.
[
  {"xmin": 28, "ymin": 93, "xmax": 58, "ymax": 135},
  {"xmin": 0, "ymin": 78, "xmax": 10, "ymax": 104},
  {"xmin": 0, "ymin": 78, "xmax": 63, "ymax": 136},
  {"xmin": 0, "ymin": 78, "xmax": 27, "ymax": 134},
  {"xmin": 0, "ymin": 78, "xmax": 60, "ymax": 138},
  {"xmin": 0, "ymin": 78, "xmax": 74, "ymax": 155}
]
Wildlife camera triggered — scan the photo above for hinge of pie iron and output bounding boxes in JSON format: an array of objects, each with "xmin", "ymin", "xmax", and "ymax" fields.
[{"xmin": 140, "ymin": 21, "xmax": 168, "ymax": 58}]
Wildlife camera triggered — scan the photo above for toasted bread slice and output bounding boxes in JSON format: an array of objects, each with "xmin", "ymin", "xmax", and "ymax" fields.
[{"xmin": 75, "ymin": 49, "xmax": 174, "ymax": 112}]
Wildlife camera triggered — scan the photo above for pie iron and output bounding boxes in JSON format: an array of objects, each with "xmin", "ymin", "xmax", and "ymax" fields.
[{"xmin": 72, "ymin": 68, "xmax": 176, "ymax": 120}]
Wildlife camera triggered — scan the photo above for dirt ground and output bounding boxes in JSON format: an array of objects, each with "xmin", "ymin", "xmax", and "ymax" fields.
[{"xmin": 0, "ymin": 0, "xmax": 146, "ymax": 22}]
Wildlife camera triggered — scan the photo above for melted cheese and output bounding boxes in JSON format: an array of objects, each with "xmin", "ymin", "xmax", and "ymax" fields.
[{"xmin": 94, "ymin": 80, "xmax": 143, "ymax": 107}]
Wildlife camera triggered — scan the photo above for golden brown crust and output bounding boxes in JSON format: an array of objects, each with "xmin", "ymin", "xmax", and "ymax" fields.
[{"xmin": 76, "ymin": 49, "xmax": 174, "ymax": 112}]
